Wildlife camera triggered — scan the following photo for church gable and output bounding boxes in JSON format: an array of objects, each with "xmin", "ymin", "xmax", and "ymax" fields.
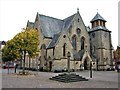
[
  {"xmin": 24, "ymin": 9, "xmax": 113, "ymax": 71},
  {"xmin": 26, "ymin": 11, "xmax": 90, "ymax": 53},
  {"xmin": 51, "ymin": 31, "xmax": 74, "ymax": 59},
  {"xmin": 64, "ymin": 11, "xmax": 90, "ymax": 52}
]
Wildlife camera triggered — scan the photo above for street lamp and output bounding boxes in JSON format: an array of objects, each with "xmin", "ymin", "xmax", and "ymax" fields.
[
  {"xmin": 67, "ymin": 51, "xmax": 71, "ymax": 73},
  {"xmin": 90, "ymin": 60, "xmax": 92, "ymax": 78}
]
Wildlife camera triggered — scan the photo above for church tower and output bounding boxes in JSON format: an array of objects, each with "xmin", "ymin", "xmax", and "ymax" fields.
[{"xmin": 89, "ymin": 12, "xmax": 113, "ymax": 70}]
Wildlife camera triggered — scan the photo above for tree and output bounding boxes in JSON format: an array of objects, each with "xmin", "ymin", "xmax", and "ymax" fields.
[
  {"xmin": 14, "ymin": 28, "xmax": 39, "ymax": 74},
  {"xmin": 2, "ymin": 39, "xmax": 19, "ymax": 62},
  {"xmin": 2, "ymin": 28, "xmax": 39, "ymax": 74}
]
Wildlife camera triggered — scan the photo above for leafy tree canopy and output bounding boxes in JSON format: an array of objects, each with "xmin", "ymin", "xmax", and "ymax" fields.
[{"xmin": 2, "ymin": 28, "xmax": 39, "ymax": 62}]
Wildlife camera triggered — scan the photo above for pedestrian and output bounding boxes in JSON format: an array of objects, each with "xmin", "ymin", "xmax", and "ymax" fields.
[{"xmin": 14, "ymin": 62, "xmax": 18, "ymax": 73}]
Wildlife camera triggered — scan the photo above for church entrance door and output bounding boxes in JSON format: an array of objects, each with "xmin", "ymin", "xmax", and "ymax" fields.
[{"xmin": 84, "ymin": 59, "xmax": 88, "ymax": 70}]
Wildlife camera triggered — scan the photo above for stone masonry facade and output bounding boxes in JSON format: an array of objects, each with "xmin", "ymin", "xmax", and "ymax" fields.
[{"xmin": 24, "ymin": 9, "xmax": 113, "ymax": 71}]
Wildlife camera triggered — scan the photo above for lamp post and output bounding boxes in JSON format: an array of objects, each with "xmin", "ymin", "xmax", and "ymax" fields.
[
  {"xmin": 67, "ymin": 52, "xmax": 71, "ymax": 73},
  {"xmin": 96, "ymin": 58, "xmax": 98, "ymax": 71},
  {"xmin": 90, "ymin": 60, "xmax": 92, "ymax": 78}
]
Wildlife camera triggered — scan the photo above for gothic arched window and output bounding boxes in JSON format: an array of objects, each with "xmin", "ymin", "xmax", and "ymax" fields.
[
  {"xmin": 63, "ymin": 43, "xmax": 66, "ymax": 56},
  {"xmin": 81, "ymin": 37, "xmax": 85, "ymax": 50},
  {"xmin": 72, "ymin": 35, "xmax": 77, "ymax": 50},
  {"xmin": 76, "ymin": 28, "xmax": 81, "ymax": 35}
]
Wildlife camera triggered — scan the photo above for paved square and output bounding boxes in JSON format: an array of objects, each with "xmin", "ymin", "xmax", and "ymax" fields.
[{"xmin": 1, "ymin": 69, "xmax": 119, "ymax": 88}]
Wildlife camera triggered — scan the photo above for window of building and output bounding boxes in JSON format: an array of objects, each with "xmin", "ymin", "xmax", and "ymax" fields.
[
  {"xmin": 76, "ymin": 28, "xmax": 81, "ymax": 35},
  {"xmin": 103, "ymin": 22, "xmax": 105, "ymax": 27},
  {"xmin": 100, "ymin": 21, "xmax": 103, "ymax": 26},
  {"xmin": 53, "ymin": 47, "xmax": 55, "ymax": 56},
  {"xmin": 63, "ymin": 43, "xmax": 66, "ymax": 56},
  {"xmin": 81, "ymin": 37, "xmax": 85, "ymax": 50},
  {"xmin": 94, "ymin": 22, "xmax": 96, "ymax": 27},
  {"xmin": 72, "ymin": 35, "xmax": 77, "ymax": 50},
  {"xmin": 92, "ymin": 23, "xmax": 94, "ymax": 28},
  {"xmin": 96, "ymin": 21, "xmax": 99, "ymax": 26},
  {"xmin": 78, "ymin": 18, "xmax": 79, "ymax": 22},
  {"xmin": 93, "ymin": 46, "xmax": 96, "ymax": 53},
  {"xmin": 63, "ymin": 35, "xmax": 66, "ymax": 38}
]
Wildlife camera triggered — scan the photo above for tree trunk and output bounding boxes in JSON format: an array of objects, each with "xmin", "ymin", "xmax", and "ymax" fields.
[
  {"xmin": 23, "ymin": 51, "xmax": 26, "ymax": 74},
  {"xmin": 8, "ymin": 61, "xmax": 10, "ymax": 74},
  {"xmin": 29, "ymin": 57, "xmax": 30, "ymax": 69}
]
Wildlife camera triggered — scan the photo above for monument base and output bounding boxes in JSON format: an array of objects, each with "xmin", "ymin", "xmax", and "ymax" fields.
[{"xmin": 50, "ymin": 73, "xmax": 88, "ymax": 83}]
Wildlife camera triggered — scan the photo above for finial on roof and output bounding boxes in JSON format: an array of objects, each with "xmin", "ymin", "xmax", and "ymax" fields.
[
  {"xmin": 77, "ymin": 8, "xmax": 79, "ymax": 13},
  {"xmin": 36, "ymin": 12, "xmax": 39, "ymax": 16},
  {"xmin": 97, "ymin": 9, "xmax": 98, "ymax": 14}
]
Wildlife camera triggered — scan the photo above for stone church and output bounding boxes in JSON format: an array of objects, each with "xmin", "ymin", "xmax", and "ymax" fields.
[{"xmin": 26, "ymin": 9, "xmax": 113, "ymax": 71}]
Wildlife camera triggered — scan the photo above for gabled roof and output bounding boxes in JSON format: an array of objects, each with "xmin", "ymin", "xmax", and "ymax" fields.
[
  {"xmin": 47, "ymin": 33, "xmax": 61, "ymax": 49},
  {"xmin": 88, "ymin": 26, "xmax": 111, "ymax": 33},
  {"xmin": 27, "ymin": 20, "xmax": 34, "ymax": 28},
  {"xmin": 73, "ymin": 50, "xmax": 85, "ymax": 60},
  {"xmin": 37, "ymin": 13, "xmax": 76, "ymax": 49},
  {"xmin": 91, "ymin": 26, "xmax": 108, "ymax": 31},
  {"xmin": 90, "ymin": 12, "xmax": 106, "ymax": 22},
  {"xmin": 39, "ymin": 14, "xmax": 63, "ymax": 38},
  {"xmin": 63, "ymin": 14, "xmax": 76, "ymax": 29},
  {"xmin": 35, "ymin": 12, "xmax": 76, "ymax": 38}
]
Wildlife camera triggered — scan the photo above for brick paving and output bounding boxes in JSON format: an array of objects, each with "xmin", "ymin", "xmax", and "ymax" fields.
[{"xmin": 1, "ymin": 68, "xmax": 119, "ymax": 88}]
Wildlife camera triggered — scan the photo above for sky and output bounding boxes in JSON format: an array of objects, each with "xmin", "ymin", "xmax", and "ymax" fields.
[{"xmin": 0, "ymin": 0, "xmax": 119, "ymax": 49}]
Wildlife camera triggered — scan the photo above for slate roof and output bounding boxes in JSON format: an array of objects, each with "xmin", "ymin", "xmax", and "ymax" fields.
[
  {"xmin": 27, "ymin": 20, "xmax": 34, "ymax": 28},
  {"xmin": 36, "ymin": 13, "xmax": 76, "ymax": 49},
  {"xmin": 91, "ymin": 26, "xmax": 108, "ymax": 31},
  {"xmin": 91, "ymin": 12, "xmax": 106, "ymax": 22},
  {"xmin": 63, "ymin": 14, "xmax": 76, "ymax": 29},
  {"xmin": 29, "ymin": 22, "xmax": 34, "ymax": 27},
  {"xmin": 73, "ymin": 50, "xmax": 85, "ymax": 60},
  {"xmin": 27, "ymin": 13, "xmax": 76, "ymax": 49},
  {"xmin": 86, "ymin": 26, "xmax": 91, "ymax": 32},
  {"xmin": 39, "ymin": 14, "xmax": 64, "ymax": 38},
  {"xmin": 47, "ymin": 33, "xmax": 61, "ymax": 49}
]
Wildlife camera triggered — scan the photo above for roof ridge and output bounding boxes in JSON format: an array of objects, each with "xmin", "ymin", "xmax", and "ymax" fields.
[
  {"xmin": 39, "ymin": 14, "xmax": 63, "ymax": 21},
  {"xmin": 63, "ymin": 13, "xmax": 76, "ymax": 20}
]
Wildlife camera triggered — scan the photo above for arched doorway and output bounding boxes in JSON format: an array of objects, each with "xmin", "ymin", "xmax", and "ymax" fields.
[
  {"xmin": 81, "ymin": 46, "xmax": 92, "ymax": 70},
  {"xmin": 49, "ymin": 61, "xmax": 52, "ymax": 71}
]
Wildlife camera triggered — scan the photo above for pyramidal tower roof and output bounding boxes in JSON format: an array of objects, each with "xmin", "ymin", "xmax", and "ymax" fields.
[{"xmin": 90, "ymin": 12, "xmax": 106, "ymax": 22}]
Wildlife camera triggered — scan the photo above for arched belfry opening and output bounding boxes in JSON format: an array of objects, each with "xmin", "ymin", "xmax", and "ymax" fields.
[{"xmin": 90, "ymin": 12, "xmax": 106, "ymax": 28}]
